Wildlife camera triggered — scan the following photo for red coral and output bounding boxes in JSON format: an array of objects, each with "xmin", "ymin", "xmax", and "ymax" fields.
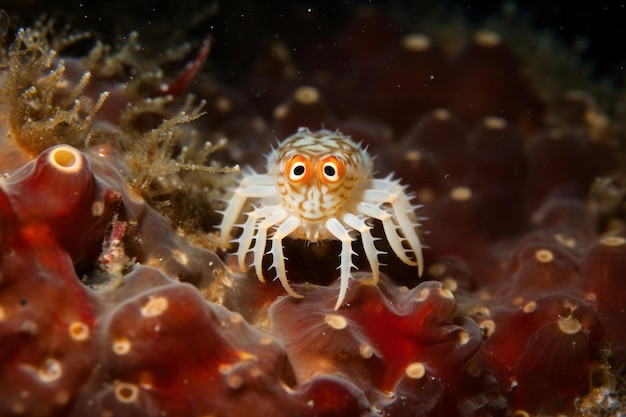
[
  {"xmin": 0, "ymin": 239, "xmax": 96, "ymax": 417},
  {"xmin": 0, "ymin": 142, "xmax": 377, "ymax": 417},
  {"xmin": 69, "ymin": 266, "xmax": 373, "ymax": 417},
  {"xmin": 270, "ymin": 275, "xmax": 506, "ymax": 416},
  {"xmin": 479, "ymin": 295, "xmax": 603, "ymax": 414},
  {"xmin": 3, "ymin": 145, "xmax": 121, "ymax": 264},
  {"xmin": 496, "ymin": 232, "xmax": 580, "ymax": 302},
  {"xmin": 578, "ymin": 236, "xmax": 626, "ymax": 370}
]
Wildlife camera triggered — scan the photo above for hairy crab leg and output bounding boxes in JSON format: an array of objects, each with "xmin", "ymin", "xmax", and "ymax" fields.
[
  {"xmin": 365, "ymin": 179, "xmax": 421, "ymax": 222},
  {"xmin": 356, "ymin": 202, "xmax": 423, "ymax": 274},
  {"xmin": 253, "ymin": 209, "xmax": 288, "ymax": 283},
  {"xmin": 270, "ymin": 216, "xmax": 303, "ymax": 299},
  {"xmin": 360, "ymin": 189, "xmax": 423, "ymax": 273},
  {"xmin": 326, "ymin": 218, "xmax": 356, "ymax": 310},
  {"xmin": 219, "ymin": 184, "xmax": 277, "ymax": 246},
  {"xmin": 370, "ymin": 179, "xmax": 415, "ymax": 205},
  {"xmin": 343, "ymin": 212, "xmax": 383, "ymax": 286},
  {"xmin": 235, "ymin": 205, "xmax": 277, "ymax": 272}
]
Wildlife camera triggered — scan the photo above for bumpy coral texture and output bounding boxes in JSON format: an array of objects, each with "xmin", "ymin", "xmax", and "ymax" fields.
[{"xmin": 0, "ymin": 6, "xmax": 625, "ymax": 417}]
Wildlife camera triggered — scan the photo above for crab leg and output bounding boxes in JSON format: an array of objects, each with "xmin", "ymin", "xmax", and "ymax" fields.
[
  {"xmin": 235, "ymin": 205, "xmax": 277, "ymax": 272},
  {"xmin": 356, "ymin": 201, "xmax": 423, "ymax": 275},
  {"xmin": 270, "ymin": 216, "xmax": 303, "ymax": 299},
  {"xmin": 360, "ymin": 189, "xmax": 423, "ymax": 272},
  {"xmin": 253, "ymin": 208, "xmax": 288, "ymax": 283},
  {"xmin": 326, "ymin": 218, "xmax": 356, "ymax": 310},
  {"xmin": 376, "ymin": 181, "xmax": 420, "ymax": 221},
  {"xmin": 343, "ymin": 213, "xmax": 383, "ymax": 286},
  {"xmin": 219, "ymin": 183, "xmax": 277, "ymax": 246}
]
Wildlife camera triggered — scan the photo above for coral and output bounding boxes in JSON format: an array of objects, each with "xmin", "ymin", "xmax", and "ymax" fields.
[
  {"xmin": 2, "ymin": 145, "xmax": 119, "ymax": 264},
  {"xmin": 0, "ymin": 141, "xmax": 377, "ymax": 417},
  {"xmin": 0, "ymin": 3, "xmax": 625, "ymax": 417},
  {"xmin": 269, "ymin": 277, "xmax": 507, "ymax": 416},
  {"xmin": 72, "ymin": 274, "xmax": 365, "ymax": 417},
  {"xmin": 0, "ymin": 27, "xmax": 108, "ymax": 156},
  {"xmin": 478, "ymin": 294, "xmax": 603, "ymax": 414},
  {"xmin": 0, "ymin": 147, "xmax": 101, "ymax": 417},
  {"xmin": 578, "ymin": 236, "xmax": 626, "ymax": 371},
  {"xmin": 495, "ymin": 232, "xmax": 581, "ymax": 301},
  {"xmin": 0, "ymin": 242, "xmax": 97, "ymax": 416}
]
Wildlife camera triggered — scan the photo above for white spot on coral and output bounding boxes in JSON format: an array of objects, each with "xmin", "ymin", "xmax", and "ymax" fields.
[
  {"xmin": 439, "ymin": 287, "xmax": 455, "ymax": 299},
  {"xmin": 172, "ymin": 249, "xmax": 189, "ymax": 266},
  {"xmin": 535, "ymin": 249, "xmax": 554, "ymax": 263},
  {"xmin": 416, "ymin": 288, "xmax": 430, "ymax": 301},
  {"xmin": 112, "ymin": 337, "xmax": 132, "ymax": 355},
  {"xmin": 91, "ymin": 201, "xmax": 105, "ymax": 217},
  {"xmin": 227, "ymin": 374, "xmax": 243, "ymax": 389},
  {"xmin": 403, "ymin": 149, "xmax": 422, "ymax": 163},
  {"xmin": 48, "ymin": 146, "xmax": 82, "ymax": 174},
  {"xmin": 38, "ymin": 358, "xmax": 62, "ymax": 383},
  {"xmin": 402, "ymin": 33, "xmax": 431, "ymax": 52},
  {"xmin": 451, "ymin": 186, "xmax": 472, "ymax": 202},
  {"xmin": 324, "ymin": 314, "xmax": 348, "ymax": 330},
  {"xmin": 442, "ymin": 277, "xmax": 458, "ymax": 292},
  {"xmin": 457, "ymin": 331, "xmax": 470, "ymax": 345},
  {"xmin": 237, "ymin": 351, "xmax": 257, "ymax": 362},
  {"xmin": 115, "ymin": 382, "xmax": 139, "ymax": 403},
  {"xmin": 473, "ymin": 30, "xmax": 502, "ymax": 47},
  {"xmin": 523, "ymin": 301, "xmax": 537, "ymax": 314},
  {"xmin": 359, "ymin": 343, "xmax": 374, "ymax": 359},
  {"xmin": 481, "ymin": 319, "xmax": 496, "ymax": 338},
  {"xmin": 558, "ymin": 315, "xmax": 582, "ymax": 335},
  {"xmin": 483, "ymin": 115, "xmax": 507, "ymax": 129},
  {"xmin": 405, "ymin": 362, "xmax": 426, "ymax": 379},
  {"xmin": 141, "ymin": 296, "xmax": 169, "ymax": 317},
  {"xmin": 218, "ymin": 363, "xmax": 232, "ymax": 375},
  {"xmin": 433, "ymin": 108, "xmax": 451, "ymax": 120},
  {"xmin": 468, "ymin": 305, "xmax": 491, "ymax": 317},
  {"xmin": 600, "ymin": 236, "xmax": 625, "ymax": 247},
  {"xmin": 68, "ymin": 321, "xmax": 90, "ymax": 341},
  {"xmin": 294, "ymin": 86, "xmax": 320, "ymax": 105}
]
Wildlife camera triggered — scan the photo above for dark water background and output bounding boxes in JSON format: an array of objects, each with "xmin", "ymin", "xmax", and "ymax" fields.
[{"xmin": 0, "ymin": 1, "xmax": 624, "ymax": 80}]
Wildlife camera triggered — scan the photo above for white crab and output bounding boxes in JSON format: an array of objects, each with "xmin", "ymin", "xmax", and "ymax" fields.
[{"xmin": 219, "ymin": 128, "xmax": 423, "ymax": 309}]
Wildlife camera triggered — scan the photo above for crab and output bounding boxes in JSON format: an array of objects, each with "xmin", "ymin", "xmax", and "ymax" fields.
[{"xmin": 219, "ymin": 128, "xmax": 423, "ymax": 309}]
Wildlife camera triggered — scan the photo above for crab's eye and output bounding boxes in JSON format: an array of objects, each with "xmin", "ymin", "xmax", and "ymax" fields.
[
  {"xmin": 286, "ymin": 155, "xmax": 311, "ymax": 182},
  {"xmin": 319, "ymin": 156, "xmax": 344, "ymax": 183}
]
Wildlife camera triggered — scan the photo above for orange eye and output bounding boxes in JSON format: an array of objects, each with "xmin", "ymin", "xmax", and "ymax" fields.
[
  {"xmin": 285, "ymin": 155, "xmax": 311, "ymax": 182},
  {"xmin": 319, "ymin": 156, "xmax": 344, "ymax": 183}
]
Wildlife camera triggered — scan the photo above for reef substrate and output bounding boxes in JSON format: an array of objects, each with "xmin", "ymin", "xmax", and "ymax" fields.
[{"xmin": 0, "ymin": 4, "xmax": 625, "ymax": 417}]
